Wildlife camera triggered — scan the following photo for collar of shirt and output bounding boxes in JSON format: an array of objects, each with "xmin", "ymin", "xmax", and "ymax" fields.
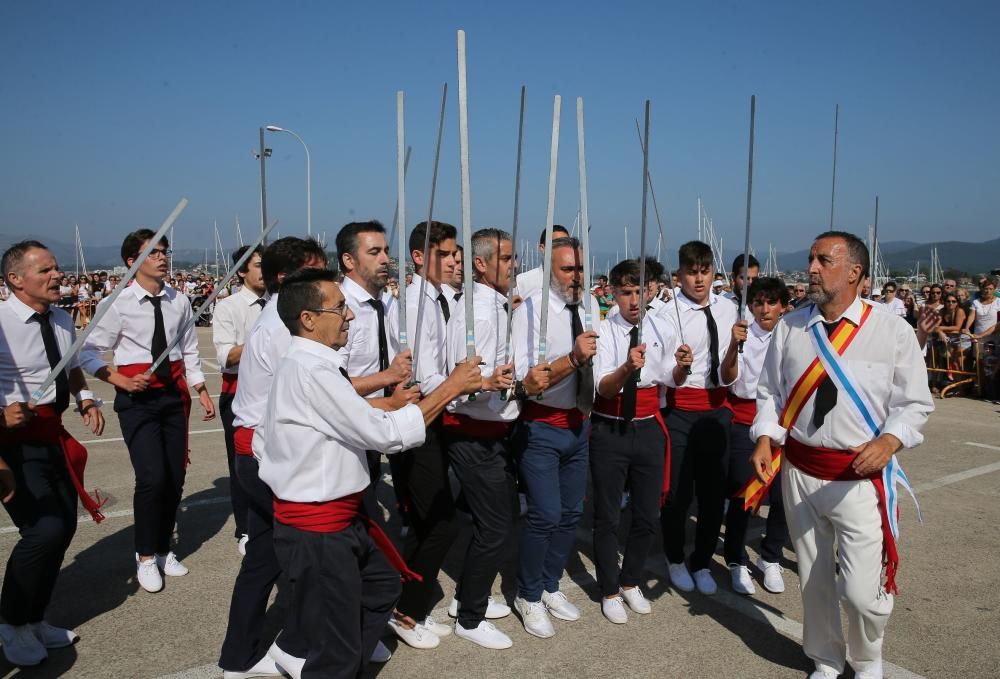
[
  {"xmin": 474, "ymin": 281, "xmax": 507, "ymax": 308},
  {"xmin": 409, "ymin": 273, "xmax": 442, "ymax": 301},
  {"xmin": 546, "ymin": 286, "xmax": 571, "ymax": 314},
  {"xmin": 675, "ymin": 289, "xmax": 719, "ymax": 312},
  {"xmin": 236, "ymin": 284, "xmax": 263, "ymax": 305},
  {"xmin": 749, "ymin": 320, "xmax": 772, "ymax": 342},
  {"xmin": 340, "ymin": 275, "xmax": 380, "ymax": 307},
  {"xmin": 805, "ymin": 296, "xmax": 866, "ymax": 330},
  {"xmin": 609, "ymin": 311, "xmax": 638, "ymax": 336},
  {"xmin": 6, "ymin": 294, "xmax": 42, "ymax": 323},
  {"xmin": 130, "ymin": 279, "xmax": 168, "ymax": 302},
  {"xmin": 288, "ymin": 335, "xmax": 345, "ymax": 368}
]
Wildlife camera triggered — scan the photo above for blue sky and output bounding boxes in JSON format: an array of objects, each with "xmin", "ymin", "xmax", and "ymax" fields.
[{"xmin": 1, "ymin": 0, "xmax": 997, "ymax": 262}]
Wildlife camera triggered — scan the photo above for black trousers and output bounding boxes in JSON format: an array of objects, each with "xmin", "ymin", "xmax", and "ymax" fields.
[
  {"xmin": 0, "ymin": 442, "xmax": 77, "ymax": 625},
  {"xmin": 219, "ymin": 391, "xmax": 249, "ymax": 538},
  {"xmin": 660, "ymin": 406, "xmax": 732, "ymax": 571},
  {"xmin": 590, "ymin": 416, "xmax": 666, "ymax": 597},
  {"xmin": 219, "ymin": 455, "xmax": 307, "ymax": 671},
  {"xmin": 273, "ymin": 520, "xmax": 400, "ymax": 679},
  {"xmin": 394, "ymin": 424, "xmax": 460, "ymax": 620},
  {"xmin": 724, "ymin": 422, "xmax": 789, "ymax": 565},
  {"xmin": 444, "ymin": 432, "xmax": 517, "ymax": 628},
  {"xmin": 115, "ymin": 387, "xmax": 187, "ymax": 556}
]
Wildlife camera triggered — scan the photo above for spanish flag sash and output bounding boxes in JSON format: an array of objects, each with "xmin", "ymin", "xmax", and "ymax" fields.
[{"xmin": 738, "ymin": 302, "xmax": 872, "ymax": 513}]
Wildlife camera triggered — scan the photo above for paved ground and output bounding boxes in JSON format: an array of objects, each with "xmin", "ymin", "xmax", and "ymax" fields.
[{"xmin": 1, "ymin": 327, "xmax": 998, "ymax": 678}]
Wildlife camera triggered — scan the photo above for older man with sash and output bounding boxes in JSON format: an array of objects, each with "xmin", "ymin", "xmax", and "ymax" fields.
[{"xmin": 750, "ymin": 231, "xmax": 933, "ymax": 679}]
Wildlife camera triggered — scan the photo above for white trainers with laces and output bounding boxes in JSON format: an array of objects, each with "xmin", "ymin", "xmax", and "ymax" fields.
[
  {"xmin": 620, "ymin": 587, "xmax": 651, "ymax": 614},
  {"xmin": 0, "ymin": 623, "xmax": 48, "ymax": 666},
  {"xmin": 31, "ymin": 621, "xmax": 79, "ymax": 648},
  {"xmin": 222, "ymin": 652, "xmax": 284, "ymax": 679},
  {"xmin": 854, "ymin": 667, "xmax": 884, "ymax": 679},
  {"xmin": 455, "ymin": 620, "xmax": 513, "ymax": 649},
  {"xmin": 136, "ymin": 555, "xmax": 164, "ymax": 593},
  {"xmin": 667, "ymin": 561, "xmax": 695, "ymax": 592},
  {"xmin": 808, "ymin": 670, "xmax": 839, "ymax": 679},
  {"xmin": 601, "ymin": 596, "xmax": 628, "ymax": 624},
  {"xmin": 692, "ymin": 568, "xmax": 718, "ymax": 595},
  {"xmin": 513, "ymin": 596, "xmax": 555, "ymax": 639},
  {"xmin": 729, "ymin": 563, "xmax": 756, "ymax": 595},
  {"xmin": 156, "ymin": 551, "xmax": 189, "ymax": 576},
  {"xmin": 757, "ymin": 557, "xmax": 786, "ymax": 593},
  {"xmin": 237, "ymin": 534, "xmax": 249, "ymax": 557},
  {"xmin": 419, "ymin": 615, "xmax": 452, "ymax": 637},
  {"xmin": 267, "ymin": 641, "xmax": 304, "ymax": 679},
  {"xmin": 447, "ymin": 596, "xmax": 511, "ymax": 619},
  {"xmin": 370, "ymin": 640, "xmax": 392, "ymax": 663},
  {"xmin": 541, "ymin": 590, "xmax": 580, "ymax": 621},
  {"xmin": 387, "ymin": 617, "xmax": 440, "ymax": 649}
]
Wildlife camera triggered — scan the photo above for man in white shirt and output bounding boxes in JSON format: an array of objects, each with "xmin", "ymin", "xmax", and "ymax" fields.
[
  {"xmin": 0, "ymin": 241, "xmax": 105, "ymax": 667},
  {"xmin": 591, "ymin": 258, "xmax": 684, "ymax": 625},
  {"xmin": 720, "ymin": 276, "xmax": 790, "ymax": 596},
  {"xmin": 211, "ymin": 245, "xmax": 266, "ymax": 554},
  {"xmin": 971, "ymin": 276, "xmax": 999, "ymax": 338},
  {"xmin": 441, "ymin": 228, "xmax": 518, "ymax": 648},
  {"xmin": 750, "ymin": 231, "xmax": 933, "ymax": 679},
  {"xmin": 514, "ymin": 225, "xmax": 569, "ymax": 299},
  {"xmin": 880, "ymin": 281, "xmax": 906, "ymax": 317},
  {"xmin": 80, "ymin": 229, "xmax": 215, "ymax": 595},
  {"xmin": 510, "ymin": 236, "xmax": 598, "ymax": 639},
  {"xmin": 260, "ymin": 268, "xmax": 480, "ymax": 679},
  {"xmin": 219, "ymin": 236, "xmax": 325, "ymax": 679},
  {"xmin": 723, "ymin": 253, "xmax": 759, "ymax": 323},
  {"xmin": 657, "ymin": 240, "xmax": 739, "ymax": 596}
]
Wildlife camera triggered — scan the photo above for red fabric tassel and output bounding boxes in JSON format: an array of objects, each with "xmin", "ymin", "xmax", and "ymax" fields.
[
  {"xmin": 233, "ymin": 426, "xmax": 255, "ymax": 457},
  {"xmin": 727, "ymin": 394, "xmax": 756, "ymax": 426}
]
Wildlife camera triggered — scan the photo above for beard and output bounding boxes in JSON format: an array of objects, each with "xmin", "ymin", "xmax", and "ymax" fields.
[{"xmin": 807, "ymin": 287, "xmax": 832, "ymax": 304}]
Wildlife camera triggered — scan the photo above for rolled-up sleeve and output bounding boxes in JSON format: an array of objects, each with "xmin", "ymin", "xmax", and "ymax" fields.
[{"xmin": 79, "ymin": 299, "xmax": 120, "ymax": 376}]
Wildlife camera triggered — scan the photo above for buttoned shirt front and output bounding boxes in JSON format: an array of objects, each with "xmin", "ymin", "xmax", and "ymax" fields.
[
  {"xmin": 406, "ymin": 273, "xmax": 449, "ymax": 396},
  {"xmin": 595, "ymin": 311, "xmax": 678, "ymax": 412},
  {"xmin": 751, "ymin": 297, "xmax": 933, "ymax": 450},
  {"xmin": 658, "ymin": 290, "xmax": 738, "ymax": 389},
  {"xmin": 80, "ymin": 281, "xmax": 205, "ymax": 385},
  {"xmin": 340, "ymin": 276, "xmax": 400, "ymax": 396},
  {"xmin": 729, "ymin": 320, "xmax": 772, "ymax": 400},
  {"xmin": 212, "ymin": 285, "xmax": 265, "ymax": 375},
  {"xmin": 257, "ymin": 336, "xmax": 426, "ymax": 502},
  {"xmin": 0, "ymin": 295, "xmax": 79, "ymax": 406},
  {"xmin": 231, "ymin": 292, "xmax": 290, "ymax": 434}
]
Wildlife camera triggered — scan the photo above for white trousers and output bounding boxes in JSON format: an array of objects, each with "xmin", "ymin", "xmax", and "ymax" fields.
[{"xmin": 782, "ymin": 461, "xmax": 893, "ymax": 677}]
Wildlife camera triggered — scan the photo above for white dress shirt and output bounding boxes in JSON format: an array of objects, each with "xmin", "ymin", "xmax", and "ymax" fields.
[
  {"xmin": 446, "ymin": 282, "xmax": 520, "ymax": 422},
  {"xmin": 212, "ymin": 285, "xmax": 265, "ymax": 375},
  {"xmin": 729, "ymin": 320, "xmax": 772, "ymax": 400},
  {"xmin": 257, "ymin": 336, "xmax": 426, "ymax": 502},
  {"xmin": 511, "ymin": 288, "xmax": 599, "ymax": 410},
  {"xmin": 972, "ymin": 297, "xmax": 1000, "ymax": 335},
  {"xmin": 0, "ymin": 295, "xmax": 79, "ymax": 406},
  {"xmin": 80, "ymin": 281, "xmax": 205, "ymax": 385},
  {"xmin": 515, "ymin": 266, "xmax": 544, "ymax": 299},
  {"xmin": 751, "ymin": 297, "xmax": 933, "ymax": 450},
  {"xmin": 595, "ymin": 312, "xmax": 678, "ymax": 411},
  {"xmin": 231, "ymin": 293, "xmax": 290, "ymax": 432},
  {"xmin": 658, "ymin": 290, "xmax": 738, "ymax": 389},
  {"xmin": 406, "ymin": 274, "xmax": 450, "ymax": 396},
  {"xmin": 340, "ymin": 275, "xmax": 399, "ymax": 396},
  {"xmin": 722, "ymin": 290, "xmax": 754, "ymax": 322}
]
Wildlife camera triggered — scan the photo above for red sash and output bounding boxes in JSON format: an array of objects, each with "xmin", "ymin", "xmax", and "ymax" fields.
[
  {"xmin": 0, "ymin": 405, "xmax": 106, "ymax": 522},
  {"xmin": 273, "ymin": 492, "xmax": 421, "ymax": 582},
  {"xmin": 727, "ymin": 395, "xmax": 756, "ymax": 426},
  {"xmin": 441, "ymin": 412, "xmax": 512, "ymax": 439},
  {"xmin": 593, "ymin": 387, "xmax": 672, "ymax": 503},
  {"xmin": 233, "ymin": 426, "xmax": 255, "ymax": 457},
  {"xmin": 221, "ymin": 373, "xmax": 239, "ymax": 396},
  {"xmin": 666, "ymin": 387, "xmax": 729, "ymax": 412},
  {"xmin": 785, "ymin": 437, "xmax": 900, "ymax": 594},
  {"xmin": 522, "ymin": 401, "xmax": 588, "ymax": 429},
  {"xmin": 117, "ymin": 361, "xmax": 192, "ymax": 466}
]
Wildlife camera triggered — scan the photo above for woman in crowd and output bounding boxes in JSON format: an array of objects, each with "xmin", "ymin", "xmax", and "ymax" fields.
[{"xmin": 936, "ymin": 292, "xmax": 970, "ymax": 381}]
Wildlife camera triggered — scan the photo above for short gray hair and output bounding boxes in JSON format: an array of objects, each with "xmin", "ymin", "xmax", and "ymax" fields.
[{"xmin": 471, "ymin": 228, "xmax": 511, "ymax": 262}]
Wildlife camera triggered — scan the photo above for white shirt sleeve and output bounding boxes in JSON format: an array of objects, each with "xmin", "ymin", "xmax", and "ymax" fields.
[{"xmin": 79, "ymin": 298, "xmax": 122, "ymax": 376}]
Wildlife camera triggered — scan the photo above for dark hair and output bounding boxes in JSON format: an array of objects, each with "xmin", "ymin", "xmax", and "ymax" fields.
[
  {"xmin": 276, "ymin": 267, "xmax": 339, "ymax": 335},
  {"xmin": 748, "ymin": 276, "xmax": 790, "ymax": 306},
  {"xmin": 408, "ymin": 221, "xmax": 457, "ymax": 256},
  {"xmin": 731, "ymin": 253, "xmax": 760, "ymax": 276},
  {"xmin": 335, "ymin": 221, "xmax": 385, "ymax": 272},
  {"xmin": 980, "ymin": 276, "xmax": 997, "ymax": 288},
  {"xmin": 121, "ymin": 229, "xmax": 168, "ymax": 265},
  {"xmin": 261, "ymin": 236, "xmax": 328, "ymax": 294},
  {"xmin": 882, "ymin": 281, "xmax": 897, "ymax": 293},
  {"xmin": 814, "ymin": 230, "xmax": 869, "ymax": 278},
  {"xmin": 609, "ymin": 258, "xmax": 664, "ymax": 288},
  {"xmin": 678, "ymin": 241, "xmax": 714, "ymax": 270},
  {"xmin": 232, "ymin": 245, "xmax": 263, "ymax": 275},
  {"xmin": 2, "ymin": 240, "xmax": 50, "ymax": 279},
  {"xmin": 538, "ymin": 225, "xmax": 569, "ymax": 246}
]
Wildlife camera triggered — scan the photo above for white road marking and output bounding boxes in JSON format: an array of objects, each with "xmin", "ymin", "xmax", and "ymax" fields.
[
  {"xmin": 913, "ymin": 460, "xmax": 1000, "ymax": 493},
  {"xmin": 964, "ymin": 441, "xmax": 1000, "ymax": 453},
  {"xmin": 78, "ymin": 427, "xmax": 225, "ymax": 445}
]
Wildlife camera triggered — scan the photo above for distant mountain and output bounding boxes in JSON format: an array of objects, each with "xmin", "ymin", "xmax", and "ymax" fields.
[
  {"xmin": 0, "ymin": 233, "xmax": 230, "ymax": 270},
  {"xmin": 776, "ymin": 238, "xmax": 1000, "ymax": 276}
]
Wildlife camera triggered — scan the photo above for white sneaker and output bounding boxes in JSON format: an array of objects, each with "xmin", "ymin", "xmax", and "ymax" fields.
[
  {"xmin": 620, "ymin": 587, "xmax": 651, "ymax": 614},
  {"xmin": 387, "ymin": 618, "xmax": 440, "ymax": 649},
  {"xmin": 541, "ymin": 590, "xmax": 580, "ymax": 621},
  {"xmin": 156, "ymin": 551, "xmax": 189, "ymax": 576},
  {"xmin": 455, "ymin": 620, "xmax": 513, "ymax": 649},
  {"xmin": 808, "ymin": 671, "xmax": 839, "ymax": 679},
  {"xmin": 267, "ymin": 641, "xmax": 304, "ymax": 679},
  {"xmin": 370, "ymin": 640, "xmax": 392, "ymax": 663},
  {"xmin": 513, "ymin": 597, "xmax": 555, "ymax": 639},
  {"xmin": 222, "ymin": 653, "xmax": 285, "ymax": 679},
  {"xmin": 601, "ymin": 596, "xmax": 628, "ymax": 624},
  {"xmin": 729, "ymin": 563, "xmax": 756, "ymax": 595},
  {"xmin": 855, "ymin": 667, "xmax": 884, "ymax": 679},
  {"xmin": 0, "ymin": 623, "xmax": 47, "ymax": 666},
  {"xmin": 136, "ymin": 556, "xmax": 164, "ymax": 593},
  {"xmin": 448, "ymin": 596, "xmax": 512, "ymax": 620},
  {"xmin": 237, "ymin": 534, "xmax": 249, "ymax": 557},
  {"xmin": 31, "ymin": 621, "xmax": 79, "ymax": 648},
  {"xmin": 692, "ymin": 568, "xmax": 717, "ymax": 595},
  {"xmin": 757, "ymin": 557, "xmax": 785, "ymax": 593},
  {"xmin": 419, "ymin": 615, "xmax": 452, "ymax": 637},
  {"xmin": 667, "ymin": 562, "xmax": 695, "ymax": 592}
]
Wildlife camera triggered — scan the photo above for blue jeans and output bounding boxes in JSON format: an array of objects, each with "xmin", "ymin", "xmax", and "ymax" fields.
[{"xmin": 515, "ymin": 419, "xmax": 590, "ymax": 601}]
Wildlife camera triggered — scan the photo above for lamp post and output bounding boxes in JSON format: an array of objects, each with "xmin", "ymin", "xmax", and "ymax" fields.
[{"xmin": 266, "ymin": 125, "xmax": 312, "ymax": 238}]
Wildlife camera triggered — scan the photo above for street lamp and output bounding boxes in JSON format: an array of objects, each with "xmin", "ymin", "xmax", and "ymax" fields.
[{"xmin": 266, "ymin": 125, "xmax": 312, "ymax": 239}]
